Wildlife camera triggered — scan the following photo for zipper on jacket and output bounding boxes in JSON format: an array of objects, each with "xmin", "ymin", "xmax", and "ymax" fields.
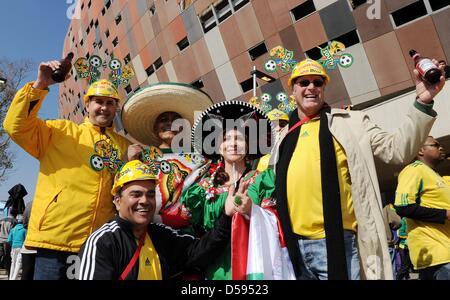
[
  {"xmin": 38, "ymin": 190, "xmax": 61, "ymax": 231},
  {"xmin": 90, "ymin": 128, "xmax": 108, "ymax": 234}
]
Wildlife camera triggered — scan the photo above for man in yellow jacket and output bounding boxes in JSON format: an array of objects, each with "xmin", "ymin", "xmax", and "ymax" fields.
[{"xmin": 3, "ymin": 59, "xmax": 131, "ymax": 279}]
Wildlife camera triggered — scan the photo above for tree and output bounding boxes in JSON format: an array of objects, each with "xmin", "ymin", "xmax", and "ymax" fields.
[{"xmin": 0, "ymin": 58, "xmax": 33, "ymax": 182}]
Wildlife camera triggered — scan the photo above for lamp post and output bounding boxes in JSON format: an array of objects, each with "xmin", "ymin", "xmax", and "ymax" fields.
[
  {"xmin": 250, "ymin": 67, "xmax": 276, "ymax": 97},
  {"xmin": 0, "ymin": 77, "xmax": 6, "ymax": 92}
]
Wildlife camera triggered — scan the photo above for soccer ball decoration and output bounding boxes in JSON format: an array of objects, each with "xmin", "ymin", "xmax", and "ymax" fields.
[
  {"xmin": 89, "ymin": 55, "xmax": 103, "ymax": 68},
  {"xmin": 90, "ymin": 155, "xmax": 104, "ymax": 171},
  {"xmin": 338, "ymin": 54, "xmax": 354, "ymax": 68},
  {"xmin": 109, "ymin": 59, "xmax": 122, "ymax": 70},
  {"xmin": 260, "ymin": 93, "xmax": 272, "ymax": 103},
  {"xmin": 276, "ymin": 92, "xmax": 288, "ymax": 103},
  {"xmin": 264, "ymin": 60, "xmax": 277, "ymax": 73}
]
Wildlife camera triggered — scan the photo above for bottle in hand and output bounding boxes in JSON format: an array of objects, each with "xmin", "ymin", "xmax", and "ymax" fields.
[
  {"xmin": 409, "ymin": 49, "xmax": 442, "ymax": 85},
  {"xmin": 51, "ymin": 52, "xmax": 74, "ymax": 83}
]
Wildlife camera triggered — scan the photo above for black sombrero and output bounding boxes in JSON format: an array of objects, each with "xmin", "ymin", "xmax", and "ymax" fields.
[{"xmin": 191, "ymin": 100, "xmax": 274, "ymax": 160}]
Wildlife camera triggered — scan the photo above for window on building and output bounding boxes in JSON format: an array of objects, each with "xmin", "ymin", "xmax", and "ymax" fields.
[
  {"xmin": 232, "ymin": 0, "xmax": 249, "ymax": 11},
  {"xmin": 391, "ymin": 1, "xmax": 427, "ymax": 27},
  {"xmin": 124, "ymin": 54, "xmax": 131, "ymax": 64},
  {"xmin": 177, "ymin": 36, "xmax": 190, "ymax": 51},
  {"xmin": 149, "ymin": 3, "xmax": 156, "ymax": 15},
  {"xmin": 349, "ymin": 0, "xmax": 367, "ymax": 9},
  {"xmin": 200, "ymin": 8, "xmax": 217, "ymax": 34},
  {"xmin": 89, "ymin": 20, "xmax": 94, "ymax": 28},
  {"xmin": 88, "ymin": 0, "xmax": 91, "ymax": 8},
  {"xmin": 86, "ymin": 52, "xmax": 90, "ymax": 59},
  {"xmin": 240, "ymin": 77, "xmax": 256, "ymax": 93},
  {"xmin": 334, "ymin": 29, "xmax": 360, "ymax": 48},
  {"xmin": 81, "ymin": 3, "xmax": 84, "ymax": 10},
  {"xmin": 105, "ymin": 29, "xmax": 110, "ymax": 38},
  {"xmin": 115, "ymin": 14, "xmax": 122, "ymax": 25},
  {"xmin": 291, "ymin": 0, "xmax": 316, "ymax": 22},
  {"xmin": 429, "ymin": 0, "xmax": 450, "ymax": 11},
  {"xmin": 98, "ymin": 40, "xmax": 103, "ymax": 49},
  {"xmin": 154, "ymin": 57, "xmax": 163, "ymax": 70},
  {"xmin": 190, "ymin": 79, "xmax": 204, "ymax": 89},
  {"xmin": 105, "ymin": 0, "xmax": 111, "ymax": 9},
  {"xmin": 146, "ymin": 64, "xmax": 155, "ymax": 76},
  {"xmin": 86, "ymin": 27, "xmax": 90, "ymax": 35},
  {"xmin": 112, "ymin": 37, "xmax": 119, "ymax": 47},
  {"xmin": 125, "ymin": 84, "xmax": 132, "ymax": 94},
  {"xmin": 248, "ymin": 42, "xmax": 268, "ymax": 61},
  {"xmin": 215, "ymin": 0, "xmax": 233, "ymax": 23},
  {"xmin": 80, "ymin": 39, "xmax": 84, "ymax": 46},
  {"xmin": 305, "ymin": 42, "xmax": 328, "ymax": 60},
  {"xmin": 94, "ymin": 20, "xmax": 99, "ymax": 28},
  {"xmin": 102, "ymin": 7, "xmax": 106, "ymax": 15}
]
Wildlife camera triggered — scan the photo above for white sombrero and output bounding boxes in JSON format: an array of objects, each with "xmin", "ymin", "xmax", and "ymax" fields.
[{"xmin": 121, "ymin": 82, "xmax": 214, "ymax": 146}]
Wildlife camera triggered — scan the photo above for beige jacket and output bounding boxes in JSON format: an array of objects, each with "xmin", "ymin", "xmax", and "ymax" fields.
[{"xmin": 273, "ymin": 104, "xmax": 436, "ymax": 279}]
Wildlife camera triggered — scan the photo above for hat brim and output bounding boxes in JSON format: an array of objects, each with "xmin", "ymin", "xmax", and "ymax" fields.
[
  {"xmin": 191, "ymin": 100, "xmax": 274, "ymax": 160},
  {"xmin": 121, "ymin": 83, "xmax": 213, "ymax": 146}
]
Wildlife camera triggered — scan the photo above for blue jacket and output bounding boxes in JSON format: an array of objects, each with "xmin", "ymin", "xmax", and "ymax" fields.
[{"xmin": 7, "ymin": 224, "xmax": 26, "ymax": 249}]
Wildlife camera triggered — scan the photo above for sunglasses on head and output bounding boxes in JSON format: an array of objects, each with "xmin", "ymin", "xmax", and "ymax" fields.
[{"xmin": 296, "ymin": 79, "xmax": 325, "ymax": 88}]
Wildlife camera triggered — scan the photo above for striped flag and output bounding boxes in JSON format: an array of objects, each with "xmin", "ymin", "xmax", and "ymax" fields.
[{"xmin": 231, "ymin": 201, "xmax": 295, "ymax": 280}]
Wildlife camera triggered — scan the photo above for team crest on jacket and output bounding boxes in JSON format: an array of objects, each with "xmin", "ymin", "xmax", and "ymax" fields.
[{"xmin": 89, "ymin": 139, "xmax": 123, "ymax": 173}]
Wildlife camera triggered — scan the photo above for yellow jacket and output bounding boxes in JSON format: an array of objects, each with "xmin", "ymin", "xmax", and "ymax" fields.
[{"xmin": 3, "ymin": 83, "xmax": 130, "ymax": 252}]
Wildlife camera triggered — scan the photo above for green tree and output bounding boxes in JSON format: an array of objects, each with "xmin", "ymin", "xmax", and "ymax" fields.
[{"xmin": 0, "ymin": 58, "xmax": 33, "ymax": 182}]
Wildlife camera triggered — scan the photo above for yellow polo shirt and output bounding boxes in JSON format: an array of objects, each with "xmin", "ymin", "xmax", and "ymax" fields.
[
  {"xmin": 287, "ymin": 118, "xmax": 357, "ymax": 239},
  {"xmin": 395, "ymin": 161, "xmax": 450, "ymax": 270}
]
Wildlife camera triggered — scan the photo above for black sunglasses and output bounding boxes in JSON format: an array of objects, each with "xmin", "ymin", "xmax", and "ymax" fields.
[
  {"xmin": 424, "ymin": 142, "xmax": 441, "ymax": 148},
  {"xmin": 296, "ymin": 79, "xmax": 325, "ymax": 88}
]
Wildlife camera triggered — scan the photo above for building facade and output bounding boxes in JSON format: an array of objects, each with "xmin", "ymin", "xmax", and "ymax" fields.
[{"xmin": 60, "ymin": 0, "xmax": 450, "ymax": 190}]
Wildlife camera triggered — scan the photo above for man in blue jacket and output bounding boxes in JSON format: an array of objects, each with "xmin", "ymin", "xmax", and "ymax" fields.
[{"xmin": 7, "ymin": 215, "xmax": 26, "ymax": 280}]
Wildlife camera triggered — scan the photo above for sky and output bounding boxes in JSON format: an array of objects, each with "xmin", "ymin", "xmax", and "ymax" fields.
[{"xmin": 0, "ymin": 0, "xmax": 72, "ymax": 205}]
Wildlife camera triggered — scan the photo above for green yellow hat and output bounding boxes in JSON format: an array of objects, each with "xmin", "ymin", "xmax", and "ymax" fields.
[
  {"xmin": 111, "ymin": 160, "xmax": 158, "ymax": 196},
  {"xmin": 288, "ymin": 59, "xmax": 330, "ymax": 87},
  {"xmin": 83, "ymin": 79, "xmax": 120, "ymax": 102},
  {"xmin": 267, "ymin": 109, "xmax": 289, "ymax": 122}
]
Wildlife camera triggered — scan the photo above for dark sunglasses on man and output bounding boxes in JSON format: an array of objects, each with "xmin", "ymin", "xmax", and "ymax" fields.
[
  {"xmin": 296, "ymin": 79, "xmax": 325, "ymax": 88},
  {"xmin": 424, "ymin": 142, "xmax": 441, "ymax": 148}
]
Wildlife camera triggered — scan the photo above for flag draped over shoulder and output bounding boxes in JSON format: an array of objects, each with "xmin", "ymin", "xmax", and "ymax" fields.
[{"xmin": 231, "ymin": 202, "xmax": 296, "ymax": 280}]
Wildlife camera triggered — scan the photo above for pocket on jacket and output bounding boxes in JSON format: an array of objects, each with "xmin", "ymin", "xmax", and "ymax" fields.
[{"xmin": 38, "ymin": 188, "xmax": 62, "ymax": 231}]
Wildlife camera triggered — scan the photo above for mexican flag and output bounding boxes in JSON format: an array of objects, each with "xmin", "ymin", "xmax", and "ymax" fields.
[{"xmin": 231, "ymin": 203, "xmax": 296, "ymax": 280}]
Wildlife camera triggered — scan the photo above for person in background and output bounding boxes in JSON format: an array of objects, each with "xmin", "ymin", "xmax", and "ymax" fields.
[
  {"xmin": 396, "ymin": 217, "xmax": 413, "ymax": 280},
  {"xmin": 122, "ymin": 83, "xmax": 214, "ymax": 230},
  {"xmin": 20, "ymin": 201, "xmax": 35, "ymax": 280},
  {"xmin": 395, "ymin": 136, "xmax": 450, "ymax": 280},
  {"xmin": 257, "ymin": 108, "xmax": 289, "ymax": 172},
  {"xmin": 382, "ymin": 202, "xmax": 402, "ymax": 278},
  {"xmin": 0, "ymin": 212, "xmax": 16, "ymax": 277},
  {"xmin": 7, "ymin": 215, "xmax": 26, "ymax": 280},
  {"xmin": 438, "ymin": 60, "xmax": 450, "ymax": 79}
]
